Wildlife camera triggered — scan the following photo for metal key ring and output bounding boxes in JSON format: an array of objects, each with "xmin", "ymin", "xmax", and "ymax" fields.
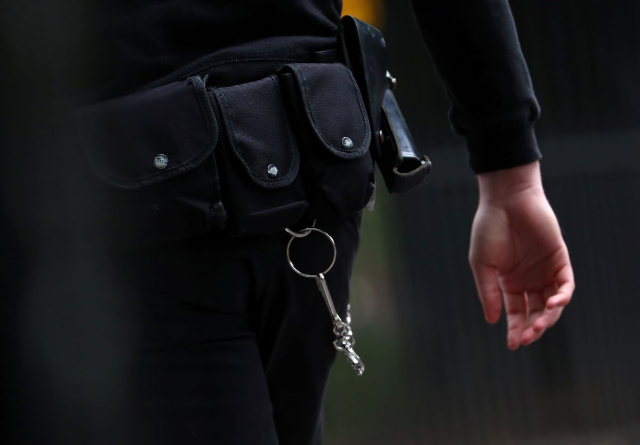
[{"xmin": 286, "ymin": 227, "xmax": 337, "ymax": 278}]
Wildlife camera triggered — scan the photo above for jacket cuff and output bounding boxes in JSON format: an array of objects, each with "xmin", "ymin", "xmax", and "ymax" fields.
[{"xmin": 466, "ymin": 126, "xmax": 542, "ymax": 174}]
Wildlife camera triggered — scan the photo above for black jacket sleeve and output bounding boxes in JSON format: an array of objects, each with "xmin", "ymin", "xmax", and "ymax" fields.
[{"xmin": 411, "ymin": 0, "xmax": 542, "ymax": 174}]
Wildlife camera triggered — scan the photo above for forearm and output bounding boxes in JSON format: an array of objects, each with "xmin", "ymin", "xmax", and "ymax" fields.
[{"xmin": 410, "ymin": 0, "xmax": 542, "ymax": 174}]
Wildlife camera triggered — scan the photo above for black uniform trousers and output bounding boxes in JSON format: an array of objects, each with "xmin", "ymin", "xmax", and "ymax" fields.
[{"xmin": 2, "ymin": 211, "xmax": 361, "ymax": 445}]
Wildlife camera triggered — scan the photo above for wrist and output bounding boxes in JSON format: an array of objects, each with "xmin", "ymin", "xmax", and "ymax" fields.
[{"xmin": 477, "ymin": 161, "xmax": 544, "ymax": 204}]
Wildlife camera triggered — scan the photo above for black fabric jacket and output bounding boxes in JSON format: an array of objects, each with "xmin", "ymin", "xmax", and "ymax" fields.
[
  {"xmin": 411, "ymin": 0, "xmax": 542, "ymax": 173},
  {"xmin": 2, "ymin": 0, "xmax": 541, "ymax": 175},
  {"xmin": 83, "ymin": 0, "xmax": 541, "ymax": 174}
]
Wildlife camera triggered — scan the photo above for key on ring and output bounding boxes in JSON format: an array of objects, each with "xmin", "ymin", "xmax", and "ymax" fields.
[
  {"xmin": 286, "ymin": 226, "xmax": 365, "ymax": 376},
  {"xmin": 315, "ymin": 273, "xmax": 365, "ymax": 376}
]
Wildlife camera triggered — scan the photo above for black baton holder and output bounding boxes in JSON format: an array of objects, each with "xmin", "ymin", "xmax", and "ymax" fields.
[{"xmin": 339, "ymin": 15, "xmax": 431, "ymax": 194}]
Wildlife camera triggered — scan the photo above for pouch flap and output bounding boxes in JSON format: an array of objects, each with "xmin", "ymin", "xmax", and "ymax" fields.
[
  {"xmin": 338, "ymin": 16, "xmax": 388, "ymax": 162},
  {"xmin": 212, "ymin": 75, "xmax": 299, "ymax": 189},
  {"xmin": 75, "ymin": 76, "xmax": 218, "ymax": 189},
  {"xmin": 281, "ymin": 63, "xmax": 371, "ymax": 159}
]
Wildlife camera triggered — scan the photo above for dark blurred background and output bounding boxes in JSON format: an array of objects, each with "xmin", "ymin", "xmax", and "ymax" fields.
[{"xmin": 326, "ymin": 0, "xmax": 640, "ymax": 444}]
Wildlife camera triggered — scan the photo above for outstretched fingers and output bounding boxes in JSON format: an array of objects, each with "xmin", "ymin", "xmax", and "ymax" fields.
[
  {"xmin": 521, "ymin": 291, "xmax": 546, "ymax": 345},
  {"xmin": 546, "ymin": 263, "xmax": 575, "ymax": 310},
  {"xmin": 532, "ymin": 283, "xmax": 566, "ymax": 333},
  {"xmin": 531, "ymin": 264, "xmax": 575, "ymax": 335},
  {"xmin": 471, "ymin": 260, "xmax": 575, "ymax": 349},
  {"xmin": 470, "ymin": 263, "xmax": 503, "ymax": 324},
  {"xmin": 503, "ymin": 291, "xmax": 528, "ymax": 350}
]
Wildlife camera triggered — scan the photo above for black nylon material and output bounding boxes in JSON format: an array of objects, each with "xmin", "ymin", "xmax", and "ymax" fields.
[
  {"xmin": 213, "ymin": 76, "xmax": 299, "ymax": 189},
  {"xmin": 72, "ymin": 61, "xmax": 376, "ymax": 241},
  {"xmin": 73, "ymin": 76, "xmax": 226, "ymax": 247},
  {"xmin": 211, "ymin": 63, "xmax": 375, "ymax": 234},
  {"xmin": 212, "ymin": 75, "xmax": 308, "ymax": 236},
  {"xmin": 76, "ymin": 76, "xmax": 217, "ymax": 189},
  {"xmin": 283, "ymin": 63, "xmax": 371, "ymax": 159},
  {"xmin": 281, "ymin": 63, "xmax": 375, "ymax": 219}
]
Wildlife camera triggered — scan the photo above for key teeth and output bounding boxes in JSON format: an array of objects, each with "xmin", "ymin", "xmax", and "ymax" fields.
[
  {"xmin": 351, "ymin": 361, "xmax": 365, "ymax": 376},
  {"xmin": 339, "ymin": 346, "xmax": 365, "ymax": 376}
]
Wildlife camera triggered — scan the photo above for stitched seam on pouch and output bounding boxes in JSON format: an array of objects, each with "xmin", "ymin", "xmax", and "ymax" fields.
[
  {"xmin": 216, "ymin": 88, "xmax": 263, "ymax": 185},
  {"xmin": 268, "ymin": 74, "xmax": 296, "ymax": 183}
]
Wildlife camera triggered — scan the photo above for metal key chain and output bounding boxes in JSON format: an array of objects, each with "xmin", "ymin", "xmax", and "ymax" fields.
[{"xmin": 285, "ymin": 225, "xmax": 365, "ymax": 376}]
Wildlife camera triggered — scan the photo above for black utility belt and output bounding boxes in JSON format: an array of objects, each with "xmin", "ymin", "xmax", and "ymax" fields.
[
  {"xmin": 76, "ymin": 62, "xmax": 375, "ymax": 246},
  {"xmin": 74, "ymin": 17, "xmax": 431, "ymax": 247}
]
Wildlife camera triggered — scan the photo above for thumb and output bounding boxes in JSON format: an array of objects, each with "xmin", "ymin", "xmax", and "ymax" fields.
[{"xmin": 469, "ymin": 263, "xmax": 503, "ymax": 324}]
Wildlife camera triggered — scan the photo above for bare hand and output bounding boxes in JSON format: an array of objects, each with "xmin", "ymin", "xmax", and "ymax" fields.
[{"xmin": 468, "ymin": 161, "xmax": 574, "ymax": 350}]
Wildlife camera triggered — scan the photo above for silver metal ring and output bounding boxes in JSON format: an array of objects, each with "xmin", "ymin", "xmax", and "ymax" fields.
[{"xmin": 286, "ymin": 227, "xmax": 337, "ymax": 278}]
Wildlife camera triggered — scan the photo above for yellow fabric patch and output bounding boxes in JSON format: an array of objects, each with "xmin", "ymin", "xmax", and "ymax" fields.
[{"xmin": 341, "ymin": 0, "xmax": 385, "ymax": 29}]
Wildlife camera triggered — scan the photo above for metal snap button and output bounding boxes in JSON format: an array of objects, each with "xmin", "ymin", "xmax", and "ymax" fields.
[
  {"xmin": 154, "ymin": 154, "xmax": 169, "ymax": 170},
  {"xmin": 267, "ymin": 164, "xmax": 279, "ymax": 178},
  {"xmin": 342, "ymin": 137, "xmax": 353, "ymax": 149}
]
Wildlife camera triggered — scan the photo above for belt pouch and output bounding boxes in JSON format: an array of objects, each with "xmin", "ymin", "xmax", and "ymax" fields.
[
  {"xmin": 74, "ymin": 76, "xmax": 225, "ymax": 247},
  {"xmin": 211, "ymin": 75, "xmax": 308, "ymax": 236},
  {"xmin": 279, "ymin": 63, "xmax": 374, "ymax": 219}
]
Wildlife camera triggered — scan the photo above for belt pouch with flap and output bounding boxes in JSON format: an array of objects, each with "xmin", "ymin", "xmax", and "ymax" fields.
[
  {"xmin": 211, "ymin": 75, "xmax": 308, "ymax": 236},
  {"xmin": 74, "ymin": 76, "xmax": 225, "ymax": 247},
  {"xmin": 279, "ymin": 63, "xmax": 375, "ymax": 219}
]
